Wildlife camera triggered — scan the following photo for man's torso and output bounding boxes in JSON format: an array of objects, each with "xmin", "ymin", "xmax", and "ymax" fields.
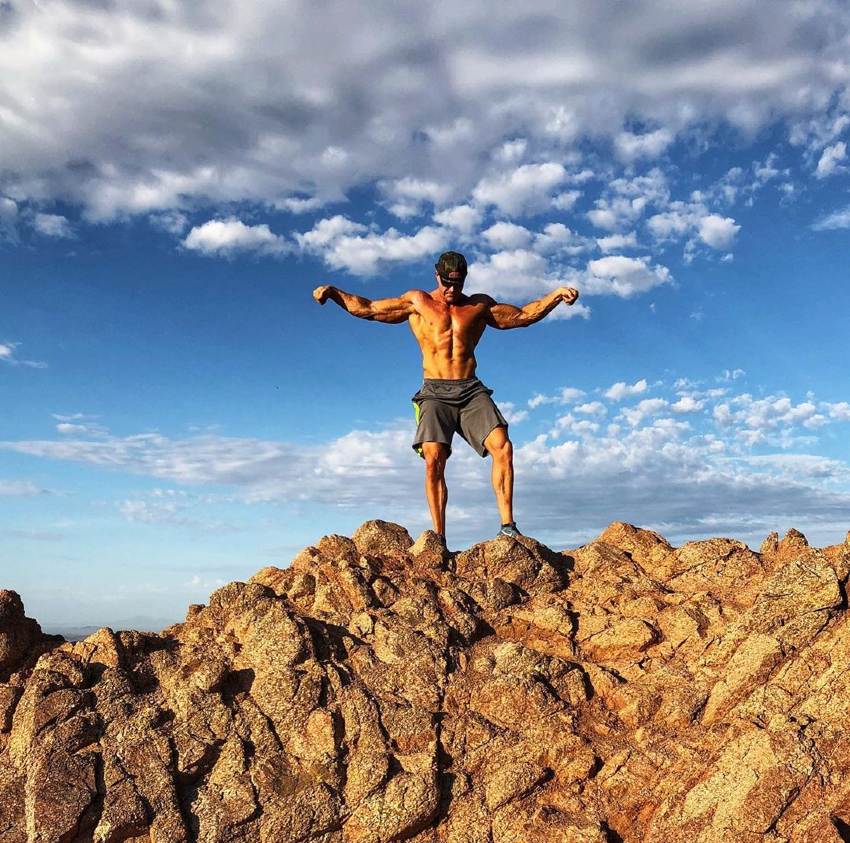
[{"xmin": 407, "ymin": 291, "xmax": 492, "ymax": 379}]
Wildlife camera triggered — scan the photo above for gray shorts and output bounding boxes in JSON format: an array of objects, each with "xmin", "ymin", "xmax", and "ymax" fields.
[{"xmin": 411, "ymin": 377, "xmax": 509, "ymax": 459}]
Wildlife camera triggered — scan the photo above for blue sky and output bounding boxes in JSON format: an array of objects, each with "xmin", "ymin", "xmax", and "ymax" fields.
[{"xmin": 2, "ymin": 1, "xmax": 850, "ymax": 631}]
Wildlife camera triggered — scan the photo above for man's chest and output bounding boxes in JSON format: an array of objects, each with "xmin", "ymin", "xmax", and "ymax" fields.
[{"xmin": 412, "ymin": 300, "xmax": 487, "ymax": 336}]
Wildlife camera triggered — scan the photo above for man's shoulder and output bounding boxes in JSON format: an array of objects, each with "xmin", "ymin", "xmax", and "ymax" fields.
[
  {"xmin": 402, "ymin": 289, "xmax": 432, "ymax": 308},
  {"xmin": 466, "ymin": 293, "xmax": 496, "ymax": 306}
]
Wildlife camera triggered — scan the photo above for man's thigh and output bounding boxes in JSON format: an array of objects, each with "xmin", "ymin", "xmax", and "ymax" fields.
[
  {"xmin": 458, "ymin": 392, "xmax": 509, "ymax": 457},
  {"xmin": 412, "ymin": 399, "xmax": 457, "ymax": 458}
]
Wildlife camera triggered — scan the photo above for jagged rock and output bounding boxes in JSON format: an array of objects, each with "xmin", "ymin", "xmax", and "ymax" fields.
[
  {"xmin": 0, "ymin": 591, "xmax": 44, "ymax": 678},
  {"xmin": 2, "ymin": 520, "xmax": 850, "ymax": 842}
]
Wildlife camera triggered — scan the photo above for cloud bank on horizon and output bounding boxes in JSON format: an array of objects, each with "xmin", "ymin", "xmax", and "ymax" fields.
[{"xmin": 2, "ymin": 0, "xmax": 850, "ymax": 628}]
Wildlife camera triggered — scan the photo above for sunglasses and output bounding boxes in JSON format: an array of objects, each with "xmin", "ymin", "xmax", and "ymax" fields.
[{"xmin": 438, "ymin": 273, "xmax": 465, "ymax": 288}]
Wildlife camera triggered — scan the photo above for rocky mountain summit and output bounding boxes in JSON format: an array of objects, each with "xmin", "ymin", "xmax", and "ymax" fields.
[{"xmin": 2, "ymin": 521, "xmax": 850, "ymax": 842}]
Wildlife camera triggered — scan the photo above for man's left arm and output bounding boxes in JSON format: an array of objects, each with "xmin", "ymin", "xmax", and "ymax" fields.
[{"xmin": 483, "ymin": 287, "xmax": 580, "ymax": 329}]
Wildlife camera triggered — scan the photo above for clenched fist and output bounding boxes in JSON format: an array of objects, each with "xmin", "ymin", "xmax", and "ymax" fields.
[
  {"xmin": 313, "ymin": 285, "xmax": 335, "ymax": 304},
  {"xmin": 556, "ymin": 286, "xmax": 580, "ymax": 305}
]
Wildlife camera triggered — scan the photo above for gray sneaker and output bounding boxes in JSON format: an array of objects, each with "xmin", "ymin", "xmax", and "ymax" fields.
[{"xmin": 497, "ymin": 523, "xmax": 522, "ymax": 538}]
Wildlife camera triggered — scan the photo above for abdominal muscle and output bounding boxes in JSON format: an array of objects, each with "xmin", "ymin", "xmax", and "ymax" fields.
[{"xmin": 408, "ymin": 311, "xmax": 481, "ymax": 380}]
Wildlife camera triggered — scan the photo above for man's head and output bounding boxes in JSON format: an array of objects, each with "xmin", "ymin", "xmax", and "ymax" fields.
[{"xmin": 435, "ymin": 250, "xmax": 467, "ymax": 304}]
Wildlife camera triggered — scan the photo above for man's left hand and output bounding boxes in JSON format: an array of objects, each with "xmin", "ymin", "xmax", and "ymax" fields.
[{"xmin": 557, "ymin": 286, "xmax": 579, "ymax": 305}]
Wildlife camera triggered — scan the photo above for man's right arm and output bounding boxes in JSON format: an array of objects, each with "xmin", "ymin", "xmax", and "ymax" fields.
[{"xmin": 313, "ymin": 286, "xmax": 418, "ymax": 324}]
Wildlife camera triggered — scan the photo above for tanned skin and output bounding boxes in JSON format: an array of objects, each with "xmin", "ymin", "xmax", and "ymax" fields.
[{"xmin": 313, "ymin": 271, "xmax": 579, "ymax": 537}]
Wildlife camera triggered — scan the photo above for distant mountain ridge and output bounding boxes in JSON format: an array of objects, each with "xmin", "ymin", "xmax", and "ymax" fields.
[{"xmin": 1, "ymin": 519, "xmax": 849, "ymax": 842}]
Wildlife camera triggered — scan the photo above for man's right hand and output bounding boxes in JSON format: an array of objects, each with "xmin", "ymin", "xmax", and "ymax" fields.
[{"xmin": 313, "ymin": 285, "xmax": 335, "ymax": 305}]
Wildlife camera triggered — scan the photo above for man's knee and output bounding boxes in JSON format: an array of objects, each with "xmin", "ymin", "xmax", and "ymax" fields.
[
  {"xmin": 485, "ymin": 426, "xmax": 513, "ymax": 462},
  {"xmin": 422, "ymin": 442, "xmax": 449, "ymax": 475}
]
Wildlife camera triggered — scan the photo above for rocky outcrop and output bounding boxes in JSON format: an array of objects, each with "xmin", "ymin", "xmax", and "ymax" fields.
[{"xmin": 2, "ymin": 520, "xmax": 850, "ymax": 842}]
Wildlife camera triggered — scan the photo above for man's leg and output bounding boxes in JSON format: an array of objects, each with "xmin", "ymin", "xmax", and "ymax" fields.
[
  {"xmin": 483, "ymin": 425, "xmax": 514, "ymax": 525},
  {"xmin": 421, "ymin": 441, "xmax": 449, "ymax": 535}
]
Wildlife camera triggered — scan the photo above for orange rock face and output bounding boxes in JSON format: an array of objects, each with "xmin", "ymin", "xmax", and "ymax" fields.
[{"xmin": 1, "ymin": 520, "xmax": 850, "ymax": 842}]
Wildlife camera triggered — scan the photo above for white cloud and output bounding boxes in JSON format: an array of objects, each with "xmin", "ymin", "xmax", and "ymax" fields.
[
  {"xmin": 149, "ymin": 210, "xmax": 189, "ymax": 234},
  {"xmin": 551, "ymin": 190, "xmax": 582, "ymax": 211},
  {"xmin": 276, "ymin": 196, "xmax": 326, "ymax": 214},
  {"xmin": 0, "ymin": 479, "xmax": 45, "ymax": 497},
  {"xmin": 532, "ymin": 223, "xmax": 590, "ymax": 256},
  {"xmin": 620, "ymin": 398, "xmax": 669, "ymax": 427},
  {"xmin": 0, "ymin": 341, "xmax": 47, "ymax": 369},
  {"xmin": 182, "ymin": 217, "xmax": 289, "ymax": 257},
  {"xmin": 498, "ymin": 402, "xmax": 529, "ymax": 424},
  {"xmin": 493, "ymin": 139, "xmax": 528, "ymax": 165},
  {"xmin": 379, "ymin": 177, "xmax": 453, "ymax": 218},
  {"xmin": 574, "ymin": 401, "xmax": 607, "ymax": 417},
  {"xmin": 614, "ymin": 128, "xmax": 674, "ymax": 162},
  {"xmin": 466, "ymin": 248, "xmax": 549, "ymax": 299},
  {"xmin": 581, "ymin": 255, "xmax": 672, "ymax": 298},
  {"xmin": 812, "ymin": 205, "xmax": 850, "ymax": 231},
  {"xmin": 596, "ymin": 231, "xmax": 637, "ymax": 252},
  {"xmin": 0, "ymin": 197, "xmax": 18, "ymax": 242},
  {"xmin": 0, "ymin": 1, "xmax": 848, "ymax": 224},
  {"xmin": 671, "ymin": 395, "xmax": 705, "ymax": 413},
  {"xmin": 604, "ymin": 378, "xmax": 648, "ymax": 401},
  {"xmin": 298, "ymin": 217, "xmax": 448, "ymax": 275},
  {"xmin": 528, "ymin": 387, "xmax": 585, "ymax": 409},
  {"xmin": 697, "ymin": 214, "xmax": 740, "ymax": 249},
  {"xmin": 549, "ymin": 413, "xmax": 600, "ymax": 438},
  {"xmin": 54, "ymin": 414, "xmax": 108, "ymax": 437},
  {"xmin": 5, "ymin": 376, "xmax": 850, "ymax": 548},
  {"xmin": 815, "ymin": 141, "xmax": 847, "ymax": 178},
  {"xmin": 823, "ymin": 401, "xmax": 850, "ymax": 421},
  {"xmin": 646, "ymin": 207, "xmax": 692, "ymax": 241},
  {"xmin": 432, "ymin": 204, "xmax": 482, "ymax": 236},
  {"xmin": 482, "ymin": 221, "xmax": 532, "ymax": 250},
  {"xmin": 472, "ymin": 163, "xmax": 567, "ymax": 215},
  {"xmin": 712, "ymin": 393, "xmax": 833, "ymax": 445},
  {"xmin": 32, "ymin": 212, "xmax": 74, "ymax": 238},
  {"xmin": 465, "ymin": 249, "xmax": 592, "ymax": 319}
]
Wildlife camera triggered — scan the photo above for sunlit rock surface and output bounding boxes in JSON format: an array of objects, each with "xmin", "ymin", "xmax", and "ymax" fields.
[{"xmin": 2, "ymin": 519, "xmax": 850, "ymax": 842}]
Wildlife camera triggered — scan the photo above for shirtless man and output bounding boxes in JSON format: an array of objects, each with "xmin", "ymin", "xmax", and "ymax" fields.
[{"xmin": 313, "ymin": 250, "xmax": 579, "ymax": 545}]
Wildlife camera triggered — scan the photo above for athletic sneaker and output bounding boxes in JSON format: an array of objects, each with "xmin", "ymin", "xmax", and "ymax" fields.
[{"xmin": 497, "ymin": 523, "xmax": 523, "ymax": 538}]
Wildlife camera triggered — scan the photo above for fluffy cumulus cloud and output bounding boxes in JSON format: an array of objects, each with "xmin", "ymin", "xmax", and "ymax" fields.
[
  {"xmin": 815, "ymin": 141, "xmax": 847, "ymax": 178},
  {"xmin": 432, "ymin": 204, "xmax": 482, "ymax": 236},
  {"xmin": 379, "ymin": 177, "xmax": 453, "ymax": 219},
  {"xmin": 614, "ymin": 128, "xmax": 674, "ymax": 162},
  {"xmin": 812, "ymin": 205, "xmax": 850, "ymax": 231},
  {"xmin": 465, "ymin": 248, "xmax": 591, "ymax": 318},
  {"xmin": 32, "ymin": 213, "xmax": 74, "ymax": 238},
  {"xmin": 605, "ymin": 378, "xmax": 648, "ymax": 401},
  {"xmin": 183, "ymin": 218, "xmax": 289, "ymax": 257},
  {"xmin": 581, "ymin": 255, "xmax": 671, "ymax": 298},
  {"xmin": 5, "ymin": 374, "xmax": 850, "ymax": 547},
  {"xmin": 472, "ymin": 163, "xmax": 567, "ymax": 215},
  {"xmin": 697, "ymin": 214, "xmax": 740, "ymax": 249},
  {"xmin": 1, "ymin": 0, "xmax": 849, "ymax": 222},
  {"xmin": 296, "ymin": 217, "xmax": 448, "ymax": 275}
]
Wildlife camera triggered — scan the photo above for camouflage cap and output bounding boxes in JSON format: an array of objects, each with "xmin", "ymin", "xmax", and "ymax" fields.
[{"xmin": 435, "ymin": 250, "xmax": 468, "ymax": 279}]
